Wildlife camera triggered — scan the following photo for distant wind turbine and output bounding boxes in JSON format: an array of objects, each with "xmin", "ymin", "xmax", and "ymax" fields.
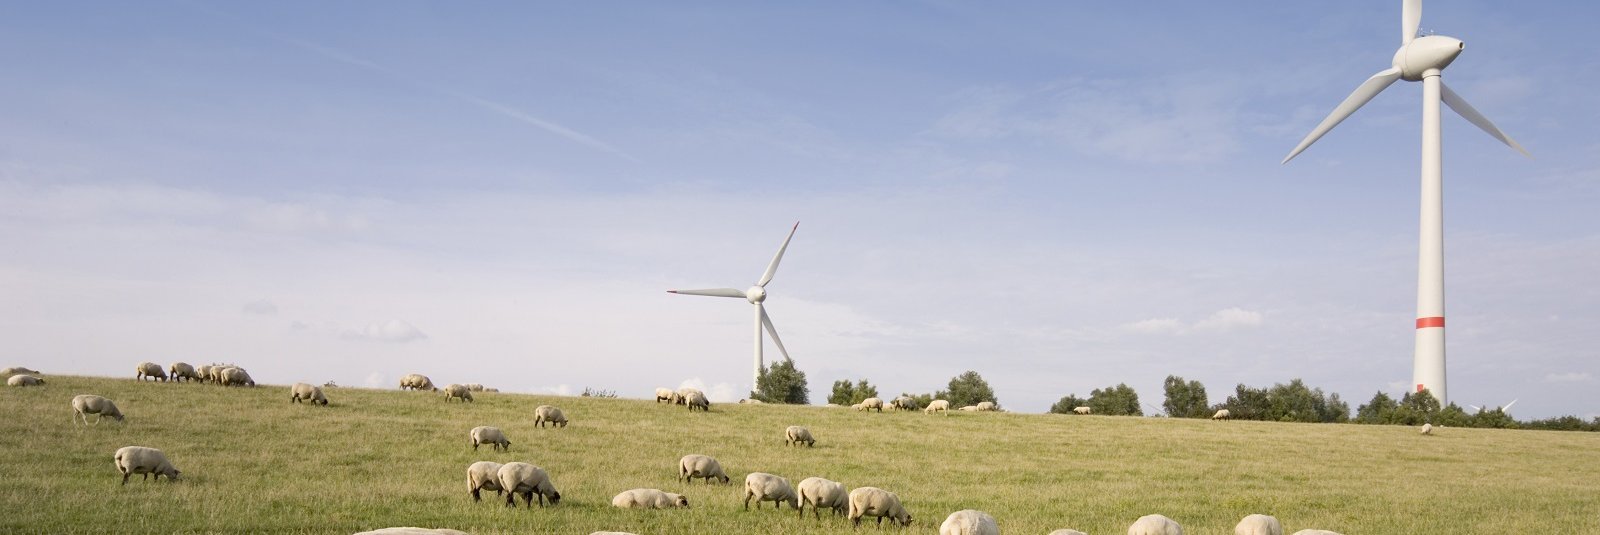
[
  {"xmin": 1282, "ymin": 0, "xmax": 1529, "ymax": 406},
  {"xmin": 1468, "ymin": 399, "xmax": 1517, "ymax": 415},
  {"xmin": 669, "ymin": 223, "xmax": 800, "ymax": 390}
]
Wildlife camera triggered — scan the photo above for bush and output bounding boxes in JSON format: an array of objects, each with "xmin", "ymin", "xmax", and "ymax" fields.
[
  {"xmin": 827, "ymin": 379, "xmax": 879, "ymax": 406},
  {"xmin": 1162, "ymin": 375, "xmax": 1210, "ymax": 418},
  {"xmin": 1088, "ymin": 383, "xmax": 1142, "ymax": 416},
  {"xmin": 752, "ymin": 360, "xmax": 809, "ymax": 404},
  {"xmin": 936, "ymin": 371, "xmax": 998, "ymax": 408}
]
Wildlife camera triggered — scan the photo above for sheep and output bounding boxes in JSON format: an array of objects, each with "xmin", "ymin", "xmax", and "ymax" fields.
[
  {"xmin": 975, "ymin": 401, "xmax": 997, "ymax": 412},
  {"xmin": 939, "ymin": 509, "xmax": 999, "ymax": 535},
  {"xmin": 484, "ymin": 388, "xmax": 499, "ymax": 392},
  {"xmin": 221, "ymin": 367, "xmax": 255, "ymax": 387},
  {"xmin": 290, "ymin": 383, "xmax": 329, "ymax": 406},
  {"xmin": 353, "ymin": 529, "xmax": 472, "ymax": 535},
  {"xmin": 463, "ymin": 383, "xmax": 485, "ymax": 391},
  {"xmin": 201, "ymin": 364, "xmax": 223, "ymax": 384},
  {"xmin": 1213, "ymin": 409, "xmax": 1231, "ymax": 420},
  {"xmin": 850, "ymin": 403, "xmax": 864, "ymax": 410},
  {"xmin": 166, "ymin": 362, "xmax": 199, "ymax": 382},
  {"xmin": 796, "ymin": 476, "xmax": 847, "ymax": 519},
  {"xmin": 113, "ymin": 446, "xmax": 180, "ymax": 484},
  {"xmin": 135, "ymin": 361, "xmax": 168, "ymax": 382},
  {"xmin": 959, "ymin": 405, "xmax": 979, "ymax": 411},
  {"xmin": 678, "ymin": 454, "xmax": 729, "ymax": 484},
  {"xmin": 924, "ymin": 399, "xmax": 951, "ymax": 415},
  {"xmin": 676, "ymin": 387, "xmax": 704, "ymax": 406},
  {"xmin": 848, "ymin": 486, "xmax": 913, "ymax": 527},
  {"xmin": 72, "ymin": 394, "xmax": 124, "ymax": 425},
  {"xmin": 611, "ymin": 488, "xmax": 690, "ymax": 509},
  {"xmin": 496, "ymin": 462, "xmax": 560, "ymax": 507},
  {"xmin": 655, "ymin": 387, "xmax": 676, "ymax": 403},
  {"xmin": 744, "ymin": 472, "xmax": 799, "ymax": 510},
  {"xmin": 785, "ymin": 425, "xmax": 816, "ymax": 447},
  {"xmin": 470, "ymin": 426, "xmax": 511, "ymax": 451},
  {"xmin": 1235, "ymin": 514, "xmax": 1282, "ymax": 535},
  {"xmin": 685, "ymin": 390, "xmax": 709, "ymax": 412},
  {"xmin": 7, "ymin": 374, "xmax": 44, "ymax": 387},
  {"xmin": 889, "ymin": 396, "xmax": 918, "ymax": 411},
  {"xmin": 466, "ymin": 461, "xmax": 504, "ymax": 501},
  {"xmin": 858, "ymin": 397, "xmax": 884, "ymax": 412},
  {"xmin": 1, "ymin": 366, "xmax": 41, "ymax": 376},
  {"xmin": 399, "ymin": 373, "xmax": 438, "ymax": 392},
  {"xmin": 534, "ymin": 405, "xmax": 568, "ymax": 428},
  {"xmin": 443, "ymin": 384, "xmax": 474, "ymax": 403},
  {"xmin": 1421, "ymin": 423, "xmax": 1434, "ymax": 435},
  {"xmin": 739, "ymin": 398, "xmax": 764, "ymax": 404},
  {"xmin": 1049, "ymin": 531, "xmax": 1089, "ymax": 535},
  {"xmin": 1073, "ymin": 406, "xmax": 1092, "ymax": 415},
  {"xmin": 1128, "ymin": 514, "xmax": 1183, "ymax": 535}
]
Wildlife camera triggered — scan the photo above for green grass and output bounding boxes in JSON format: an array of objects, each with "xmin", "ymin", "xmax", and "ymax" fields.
[{"xmin": 2, "ymin": 375, "xmax": 1597, "ymax": 534}]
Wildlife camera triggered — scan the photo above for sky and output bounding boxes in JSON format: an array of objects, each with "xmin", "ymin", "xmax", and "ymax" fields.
[{"xmin": 2, "ymin": 1, "xmax": 1596, "ymax": 419}]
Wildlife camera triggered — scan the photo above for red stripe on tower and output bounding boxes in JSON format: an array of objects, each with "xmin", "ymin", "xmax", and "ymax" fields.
[{"xmin": 1416, "ymin": 317, "xmax": 1445, "ymax": 329}]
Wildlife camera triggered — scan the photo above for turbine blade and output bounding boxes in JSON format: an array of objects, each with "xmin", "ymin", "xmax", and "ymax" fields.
[
  {"xmin": 1283, "ymin": 67, "xmax": 1403, "ymax": 164},
  {"xmin": 757, "ymin": 222, "xmax": 799, "ymax": 288},
  {"xmin": 1441, "ymin": 82, "xmax": 1532, "ymax": 157},
  {"xmin": 1403, "ymin": 0, "xmax": 1422, "ymax": 44},
  {"xmin": 1501, "ymin": 399, "xmax": 1518, "ymax": 412},
  {"xmin": 759, "ymin": 305, "xmax": 792, "ymax": 362},
  {"xmin": 668, "ymin": 288, "xmax": 746, "ymax": 298},
  {"xmin": 1468, "ymin": 405, "xmax": 1482, "ymax": 413}
]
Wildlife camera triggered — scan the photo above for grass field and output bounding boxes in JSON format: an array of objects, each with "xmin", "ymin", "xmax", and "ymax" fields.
[{"xmin": 2, "ymin": 375, "xmax": 1597, "ymax": 534}]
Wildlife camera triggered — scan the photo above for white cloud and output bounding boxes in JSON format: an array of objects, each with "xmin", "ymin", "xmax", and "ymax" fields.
[
  {"xmin": 340, "ymin": 320, "xmax": 428, "ymax": 344},
  {"xmin": 1121, "ymin": 308, "xmax": 1264, "ymax": 335},
  {"xmin": 242, "ymin": 300, "xmax": 278, "ymax": 315},
  {"xmin": 364, "ymin": 372, "xmax": 386, "ymax": 389},
  {"xmin": 534, "ymin": 384, "xmax": 575, "ymax": 396},
  {"xmin": 1545, "ymin": 372, "xmax": 1593, "ymax": 383}
]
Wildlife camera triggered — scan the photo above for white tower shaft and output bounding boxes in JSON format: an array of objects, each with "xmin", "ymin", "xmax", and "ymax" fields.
[
  {"xmin": 1413, "ymin": 71, "xmax": 1447, "ymax": 405},
  {"xmin": 753, "ymin": 304, "xmax": 764, "ymax": 390}
]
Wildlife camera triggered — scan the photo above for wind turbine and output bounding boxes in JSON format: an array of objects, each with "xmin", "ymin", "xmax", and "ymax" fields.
[
  {"xmin": 668, "ymin": 222, "xmax": 799, "ymax": 390},
  {"xmin": 1468, "ymin": 399, "xmax": 1517, "ymax": 415},
  {"xmin": 1282, "ymin": 0, "xmax": 1529, "ymax": 406}
]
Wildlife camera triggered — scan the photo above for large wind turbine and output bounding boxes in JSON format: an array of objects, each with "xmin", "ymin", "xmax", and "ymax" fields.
[
  {"xmin": 1283, "ymin": 0, "xmax": 1529, "ymax": 406},
  {"xmin": 668, "ymin": 223, "xmax": 799, "ymax": 390}
]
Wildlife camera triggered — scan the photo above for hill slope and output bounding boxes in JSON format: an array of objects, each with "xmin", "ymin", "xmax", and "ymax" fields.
[{"xmin": 2, "ymin": 375, "xmax": 1597, "ymax": 534}]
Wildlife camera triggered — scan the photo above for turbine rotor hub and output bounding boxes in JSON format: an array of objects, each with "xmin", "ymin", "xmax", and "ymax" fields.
[
  {"xmin": 1394, "ymin": 35, "xmax": 1463, "ymax": 81},
  {"xmin": 746, "ymin": 286, "xmax": 766, "ymax": 304}
]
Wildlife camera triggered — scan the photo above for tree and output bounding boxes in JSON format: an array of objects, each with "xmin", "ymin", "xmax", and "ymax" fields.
[
  {"xmin": 1049, "ymin": 394, "xmax": 1090, "ymax": 414},
  {"xmin": 752, "ymin": 360, "xmax": 809, "ymax": 404},
  {"xmin": 1222, "ymin": 384, "xmax": 1270, "ymax": 420},
  {"xmin": 1390, "ymin": 388, "xmax": 1441, "ymax": 425},
  {"xmin": 1355, "ymin": 391, "xmax": 1398, "ymax": 424},
  {"xmin": 1162, "ymin": 375, "xmax": 1210, "ymax": 418},
  {"xmin": 900, "ymin": 392, "xmax": 934, "ymax": 410},
  {"xmin": 940, "ymin": 371, "xmax": 997, "ymax": 408},
  {"xmin": 1087, "ymin": 383, "xmax": 1142, "ymax": 416},
  {"xmin": 827, "ymin": 378, "xmax": 879, "ymax": 406}
]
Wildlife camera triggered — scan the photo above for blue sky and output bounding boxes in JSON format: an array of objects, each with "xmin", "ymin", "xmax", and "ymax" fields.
[{"xmin": 3, "ymin": 1, "xmax": 1596, "ymax": 418}]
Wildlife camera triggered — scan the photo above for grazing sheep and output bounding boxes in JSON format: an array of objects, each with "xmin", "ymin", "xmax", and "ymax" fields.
[
  {"xmin": 889, "ymin": 396, "xmax": 918, "ymax": 411},
  {"xmin": 444, "ymin": 384, "xmax": 474, "ymax": 403},
  {"xmin": 655, "ymin": 387, "xmax": 677, "ymax": 403},
  {"xmin": 1420, "ymin": 423, "xmax": 1434, "ymax": 435},
  {"xmin": 611, "ymin": 488, "xmax": 690, "ymax": 509},
  {"xmin": 135, "ymin": 362, "xmax": 168, "ymax": 382},
  {"xmin": 1073, "ymin": 406, "xmax": 1092, "ymax": 415},
  {"xmin": 1289, "ymin": 531, "xmax": 1343, "ymax": 535},
  {"xmin": 353, "ymin": 529, "xmax": 471, "ymax": 535},
  {"xmin": 850, "ymin": 403, "xmax": 864, "ymax": 410},
  {"xmin": 959, "ymin": 405, "xmax": 979, "ymax": 412},
  {"xmin": 678, "ymin": 454, "xmax": 729, "ymax": 484},
  {"xmin": 496, "ymin": 462, "xmax": 560, "ymax": 507},
  {"xmin": 463, "ymin": 383, "xmax": 485, "ymax": 391},
  {"xmin": 1, "ymin": 366, "xmax": 41, "ymax": 376},
  {"xmin": 201, "ymin": 364, "xmax": 222, "ymax": 384},
  {"xmin": 7, "ymin": 374, "xmax": 44, "ymax": 387},
  {"xmin": 534, "ymin": 405, "xmax": 568, "ymax": 428},
  {"xmin": 744, "ymin": 472, "xmax": 799, "ymax": 510},
  {"xmin": 484, "ymin": 388, "xmax": 499, "ymax": 392},
  {"xmin": 221, "ymin": 367, "xmax": 255, "ymax": 387},
  {"xmin": 290, "ymin": 383, "xmax": 329, "ymax": 405},
  {"xmin": 399, "ymin": 373, "xmax": 438, "ymax": 392},
  {"xmin": 739, "ymin": 398, "xmax": 764, "ymax": 404},
  {"xmin": 168, "ymin": 362, "xmax": 201, "ymax": 382},
  {"xmin": 924, "ymin": 399, "xmax": 951, "ymax": 415},
  {"xmin": 1128, "ymin": 514, "xmax": 1183, "ymax": 535},
  {"xmin": 1213, "ymin": 409, "xmax": 1231, "ymax": 420},
  {"xmin": 939, "ymin": 509, "xmax": 999, "ymax": 535},
  {"xmin": 796, "ymin": 476, "xmax": 847, "ymax": 519},
  {"xmin": 1235, "ymin": 514, "xmax": 1282, "ymax": 535},
  {"xmin": 466, "ymin": 461, "xmax": 504, "ymax": 501},
  {"xmin": 848, "ymin": 486, "xmax": 913, "ymax": 527},
  {"xmin": 977, "ymin": 401, "xmax": 999, "ymax": 412},
  {"xmin": 71, "ymin": 394, "xmax": 125, "ymax": 425},
  {"xmin": 675, "ymin": 387, "xmax": 704, "ymax": 405},
  {"xmin": 1049, "ymin": 531, "xmax": 1089, "ymax": 535},
  {"xmin": 858, "ymin": 397, "xmax": 884, "ymax": 412},
  {"xmin": 113, "ymin": 446, "xmax": 180, "ymax": 484},
  {"xmin": 785, "ymin": 425, "xmax": 815, "ymax": 447},
  {"xmin": 470, "ymin": 426, "xmax": 511, "ymax": 451},
  {"xmin": 685, "ymin": 390, "xmax": 710, "ymax": 412}
]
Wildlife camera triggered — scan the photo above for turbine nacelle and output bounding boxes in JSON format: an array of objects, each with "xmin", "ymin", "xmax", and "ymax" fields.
[
  {"xmin": 1394, "ymin": 35, "xmax": 1463, "ymax": 81},
  {"xmin": 745, "ymin": 286, "xmax": 767, "ymax": 304}
]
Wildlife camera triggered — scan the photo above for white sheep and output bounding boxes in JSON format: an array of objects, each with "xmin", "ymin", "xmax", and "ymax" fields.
[
  {"xmin": 72, "ymin": 394, "xmax": 125, "ymax": 425},
  {"xmin": 1235, "ymin": 514, "xmax": 1282, "ymax": 535},
  {"xmin": 463, "ymin": 383, "xmax": 485, "ymax": 391},
  {"xmin": 744, "ymin": 472, "xmax": 799, "ymax": 510},
  {"xmin": 1073, "ymin": 406, "xmax": 1092, "ymax": 415},
  {"xmin": 655, "ymin": 387, "xmax": 677, "ymax": 403},
  {"xmin": 199, "ymin": 364, "xmax": 220, "ymax": 383},
  {"xmin": 1049, "ymin": 530, "xmax": 1089, "ymax": 535},
  {"xmin": 399, "ymin": 373, "xmax": 438, "ymax": 392},
  {"xmin": 785, "ymin": 425, "xmax": 815, "ymax": 447},
  {"xmin": 738, "ymin": 398, "xmax": 765, "ymax": 404},
  {"xmin": 858, "ymin": 397, "xmax": 884, "ymax": 412},
  {"xmin": 290, "ymin": 383, "xmax": 329, "ymax": 406},
  {"xmin": 939, "ymin": 509, "xmax": 999, "ymax": 535},
  {"xmin": 890, "ymin": 396, "xmax": 917, "ymax": 411},
  {"xmin": 466, "ymin": 461, "xmax": 504, "ymax": 501},
  {"xmin": 221, "ymin": 367, "xmax": 255, "ymax": 387},
  {"xmin": 471, "ymin": 426, "xmax": 511, "ymax": 451},
  {"xmin": 685, "ymin": 390, "xmax": 709, "ymax": 412},
  {"xmin": 1128, "ymin": 514, "xmax": 1183, "ymax": 535},
  {"xmin": 114, "ymin": 446, "xmax": 180, "ymax": 484},
  {"xmin": 353, "ymin": 529, "xmax": 471, "ymax": 535},
  {"xmin": 1, "ymin": 366, "xmax": 41, "ymax": 376},
  {"xmin": 496, "ymin": 462, "xmax": 560, "ymax": 507},
  {"xmin": 7, "ymin": 374, "xmax": 44, "ymax": 387},
  {"xmin": 924, "ymin": 399, "xmax": 951, "ymax": 415},
  {"xmin": 975, "ymin": 401, "xmax": 998, "ymax": 412},
  {"xmin": 1421, "ymin": 423, "xmax": 1434, "ymax": 435},
  {"xmin": 678, "ymin": 454, "xmax": 729, "ymax": 484},
  {"xmin": 848, "ymin": 486, "xmax": 913, "ymax": 527},
  {"xmin": 169, "ymin": 362, "xmax": 201, "ymax": 382},
  {"xmin": 611, "ymin": 488, "xmax": 690, "ymax": 509},
  {"xmin": 443, "ymin": 384, "xmax": 474, "ymax": 403},
  {"xmin": 959, "ymin": 405, "xmax": 979, "ymax": 411},
  {"xmin": 796, "ymin": 477, "xmax": 848, "ymax": 519},
  {"xmin": 1213, "ymin": 409, "xmax": 1231, "ymax": 420},
  {"xmin": 534, "ymin": 405, "xmax": 568, "ymax": 428},
  {"xmin": 135, "ymin": 361, "xmax": 168, "ymax": 382},
  {"xmin": 484, "ymin": 388, "xmax": 499, "ymax": 392},
  {"xmin": 676, "ymin": 387, "xmax": 704, "ymax": 405}
]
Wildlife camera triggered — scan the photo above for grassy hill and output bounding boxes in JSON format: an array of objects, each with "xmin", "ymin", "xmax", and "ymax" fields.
[{"xmin": 2, "ymin": 375, "xmax": 1597, "ymax": 534}]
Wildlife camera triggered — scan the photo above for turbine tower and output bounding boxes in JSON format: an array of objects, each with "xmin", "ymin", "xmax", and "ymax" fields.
[
  {"xmin": 668, "ymin": 222, "xmax": 799, "ymax": 390},
  {"xmin": 1283, "ymin": 0, "xmax": 1528, "ymax": 406}
]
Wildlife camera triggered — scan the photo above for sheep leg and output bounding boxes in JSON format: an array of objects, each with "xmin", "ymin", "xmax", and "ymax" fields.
[
  {"xmin": 504, "ymin": 492, "xmax": 516, "ymax": 507},
  {"xmin": 743, "ymin": 493, "xmax": 752, "ymax": 510},
  {"xmin": 121, "ymin": 472, "xmax": 130, "ymax": 485},
  {"xmin": 472, "ymin": 487, "xmax": 482, "ymax": 501}
]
